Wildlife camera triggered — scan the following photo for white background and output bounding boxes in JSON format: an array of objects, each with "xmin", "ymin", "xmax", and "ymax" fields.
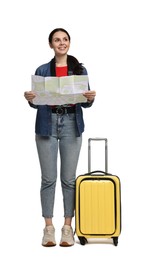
[{"xmin": 0, "ymin": 0, "xmax": 147, "ymax": 259}]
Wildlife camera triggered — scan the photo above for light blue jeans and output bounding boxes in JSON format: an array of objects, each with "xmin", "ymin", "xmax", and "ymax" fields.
[{"xmin": 35, "ymin": 113, "xmax": 82, "ymax": 218}]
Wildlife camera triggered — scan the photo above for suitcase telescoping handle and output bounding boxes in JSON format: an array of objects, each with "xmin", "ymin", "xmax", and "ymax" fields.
[{"xmin": 88, "ymin": 138, "xmax": 108, "ymax": 174}]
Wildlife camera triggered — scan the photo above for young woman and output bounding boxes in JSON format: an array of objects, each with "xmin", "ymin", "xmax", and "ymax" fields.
[{"xmin": 24, "ymin": 28, "xmax": 96, "ymax": 247}]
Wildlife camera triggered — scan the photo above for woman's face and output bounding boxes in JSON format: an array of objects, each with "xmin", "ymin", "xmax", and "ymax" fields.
[{"xmin": 49, "ymin": 31, "xmax": 70, "ymax": 56}]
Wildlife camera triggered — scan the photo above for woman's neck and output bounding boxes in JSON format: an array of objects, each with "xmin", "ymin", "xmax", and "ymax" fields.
[{"xmin": 55, "ymin": 55, "xmax": 67, "ymax": 67}]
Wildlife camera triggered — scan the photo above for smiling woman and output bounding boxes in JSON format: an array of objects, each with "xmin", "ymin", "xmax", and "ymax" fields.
[
  {"xmin": 49, "ymin": 29, "xmax": 71, "ymax": 62},
  {"xmin": 24, "ymin": 28, "xmax": 96, "ymax": 247}
]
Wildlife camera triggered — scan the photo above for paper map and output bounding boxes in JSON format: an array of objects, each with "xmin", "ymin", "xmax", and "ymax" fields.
[{"xmin": 31, "ymin": 75, "xmax": 89, "ymax": 105}]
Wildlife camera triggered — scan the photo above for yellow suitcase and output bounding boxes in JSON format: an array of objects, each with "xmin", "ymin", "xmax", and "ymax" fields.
[{"xmin": 75, "ymin": 138, "xmax": 121, "ymax": 246}]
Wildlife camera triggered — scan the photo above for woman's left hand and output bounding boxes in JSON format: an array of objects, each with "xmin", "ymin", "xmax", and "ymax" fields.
[{"xmin": 83, "ymin": 90, "xmax": 96, "ymax": 102}]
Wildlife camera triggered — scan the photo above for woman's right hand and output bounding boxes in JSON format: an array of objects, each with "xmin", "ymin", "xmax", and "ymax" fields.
[{"xmin": 24, "ymin": 91, "xmax": 36, "ymax": 102}]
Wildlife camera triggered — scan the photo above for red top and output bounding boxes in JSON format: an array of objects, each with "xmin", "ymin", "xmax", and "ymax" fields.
[
  {"xmin": 56, "ymin": 66, "xmax": 68, "ymax": 77},
  {"xmin": 55, "ymin": 66, "xmax": 74, "ymax": 107}
]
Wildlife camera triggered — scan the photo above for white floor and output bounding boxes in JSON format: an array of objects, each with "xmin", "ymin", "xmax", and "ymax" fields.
[
  {"xmin": 1, "ymin": 183, "xmax": 146, "ymax": 260},
  {"xmin": 1, "ymin": 230, "xmax": 143, "ymax": 260}
]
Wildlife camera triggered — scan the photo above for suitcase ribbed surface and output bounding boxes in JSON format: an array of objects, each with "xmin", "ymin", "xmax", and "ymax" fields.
[{"xmin": 79, "ymin": 180, "xmax": 115, "ymax": 235}]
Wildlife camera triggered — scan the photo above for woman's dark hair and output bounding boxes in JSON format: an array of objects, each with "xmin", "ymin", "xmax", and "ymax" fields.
[
  {"xmin": 49, "ymin": 28, "xmax": 83, "ymax": 75},
  {"xmin": 67, "ymin": 55, "xmax": 84, "ymax": 75},
  {"xmin": 48, "ymin": 28, "xmax": 71, "ymax": 43}
]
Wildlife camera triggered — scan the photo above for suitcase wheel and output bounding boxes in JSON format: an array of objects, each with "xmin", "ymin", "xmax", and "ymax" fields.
[
  {"xmin": 113, "ymin": 237, "xmax": 118, "ymax": 246},
  {"xmin": 78, "ymin": 236, "xmax": 88, "ymax": 245}
]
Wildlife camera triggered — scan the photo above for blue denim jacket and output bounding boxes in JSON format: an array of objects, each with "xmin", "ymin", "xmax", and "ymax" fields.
[{"xmin": 29, "ymin": 61, "xmax": 94, "ymax": 137}]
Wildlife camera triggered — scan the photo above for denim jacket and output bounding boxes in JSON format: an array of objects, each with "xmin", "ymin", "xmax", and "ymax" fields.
[{"xmin": 29, "ymin": 61, "xmax": 94, "ymax": 137}]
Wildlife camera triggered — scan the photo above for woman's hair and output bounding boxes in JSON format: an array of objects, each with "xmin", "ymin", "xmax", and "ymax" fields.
[
  {"xmin": 49, "ymin": 28, "xmax": 83, "ymax": 75},
  {"xmin": 67, "ymin": 55, "xmax": 84, "ymax": 75},
  {"xmin": 48, "ymin": 28, "xmax": 71, "ymax": 43}
]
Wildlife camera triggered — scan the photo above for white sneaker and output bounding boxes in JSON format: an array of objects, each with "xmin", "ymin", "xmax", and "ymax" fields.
[
  {"xmin": 60, "ymin": 225, "xmax": 75, "ymax": 247},
  {"xmin": 42, "ymin": 225, "xmax": 56, "ymax": 247}
]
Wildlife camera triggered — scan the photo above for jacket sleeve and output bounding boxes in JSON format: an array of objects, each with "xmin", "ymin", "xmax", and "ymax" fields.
[
  {"xmin": 28, "ymin": 63, "xmax": 50, "ymax": 109},
  {"xmin": 28, "ymin": 101, "xmax": 38, "ymax": 109},
  {"xmin": 28, "ymin": 65, "xmax": 38, "ymax": 109},
  {"xmin": 81, "ymin": 67, "xmax": 95, "ymax": 108}
]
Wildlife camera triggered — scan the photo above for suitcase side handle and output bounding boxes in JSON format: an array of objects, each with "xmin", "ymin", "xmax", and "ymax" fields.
[{"xmin": 88, "ymin": 138, "xmax": 108, "ymax": 173}]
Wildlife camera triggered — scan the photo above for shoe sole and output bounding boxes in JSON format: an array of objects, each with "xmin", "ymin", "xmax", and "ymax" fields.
[
  {"xmin": 60, "ymin": 242, "xmax": 74, "ymax": 247},
  {"xmin": 42, "ymin": 242, "xmax": 56, "ymax": 247}
]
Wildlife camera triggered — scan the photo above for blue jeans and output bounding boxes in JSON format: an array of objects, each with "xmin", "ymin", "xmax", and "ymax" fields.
[{"xmin": 35, "ymin": 113, "xmax": 82, "ymax": 218}]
